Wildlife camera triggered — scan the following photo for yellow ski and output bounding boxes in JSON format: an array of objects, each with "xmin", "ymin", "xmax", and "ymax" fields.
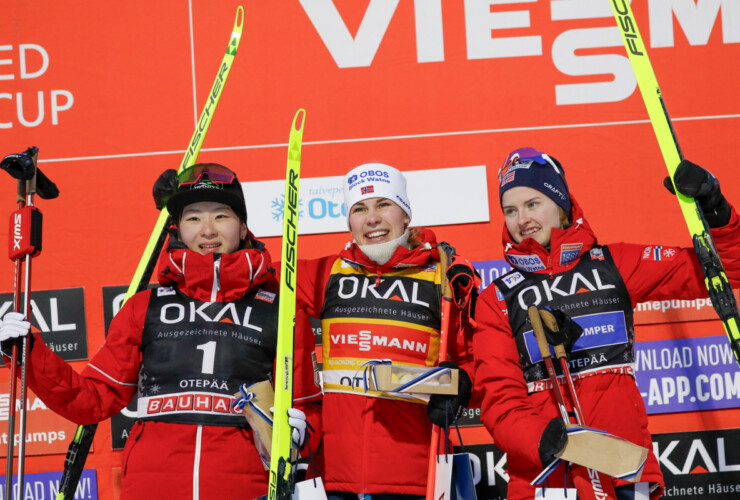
[
  {"xmin": 269, "ymin": 109, "xmax": 306, "ymax": 500},
  {"xmin": 609, "ymin": 0, "xmax": 740, "ymax": 365}
]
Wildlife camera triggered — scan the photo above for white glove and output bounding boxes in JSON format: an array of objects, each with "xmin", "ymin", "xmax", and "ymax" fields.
[
  {"xmin": 288, "ymin": 407, "xmax": 307, "ymax": 448},
  {"xmin": 0, "ymin": 312, "xmax": 31, "ymax": 342}
]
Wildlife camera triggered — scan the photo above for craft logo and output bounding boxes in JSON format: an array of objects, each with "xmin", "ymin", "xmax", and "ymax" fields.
[
  {"xmin": 0, "ymin": 287, "xmax": 87, "ymax": 362},
  {"xmin": 560, "ymin": 243, "xmax": 583, "ymax": 267},
  {"xmin": 654, "ymin": 428, "xmax": 740, "ymax": 498},
  {"xmin": 361, "ymin": 185, "xmax": 374, "ymax": 195}
]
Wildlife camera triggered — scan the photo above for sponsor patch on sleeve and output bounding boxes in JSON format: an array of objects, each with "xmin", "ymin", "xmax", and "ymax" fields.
[
  {"xmin": 507, "ymin": 254, "xmax": 546, "ymax": 272},
  {"xmin": 589, "ymin": 248, "xmax": 605, "ymax": 261},
  {"xmin": 255, "ymin": 289, "xmax": 276, "ymax": 303},
  {"xmin": 641, "ymin": 245, "xmax": 677, "ymax": 261},
  {"xmin": 501, "ymin": 272, "xmax": 525, "ymax": 288},
  {"xmin": 559, "ymin": 243, "xmax": 583, "ymax": 267},
  {"xmin": 157, "ymin": 286, "xmax": 176, "ymax": 296}
]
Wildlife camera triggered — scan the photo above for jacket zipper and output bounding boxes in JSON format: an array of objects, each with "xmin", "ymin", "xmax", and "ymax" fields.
[{"xmin": 211, "ymin": 258, "xmax": 221, "ymax": 302}]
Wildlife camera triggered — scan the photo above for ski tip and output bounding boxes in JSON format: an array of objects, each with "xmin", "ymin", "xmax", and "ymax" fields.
[
  {"xmin": 293, "ymin": 109, "xmax": 306, "ymax": 132},
  {"xmin": 234, "ymin": 5, "xmax": 245, "ymax": 31}
]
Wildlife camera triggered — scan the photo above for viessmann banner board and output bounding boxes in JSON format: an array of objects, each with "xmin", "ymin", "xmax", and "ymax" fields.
[{"xmin": 1, "ymin": 2, "xmax": 739, "ymax": 500}]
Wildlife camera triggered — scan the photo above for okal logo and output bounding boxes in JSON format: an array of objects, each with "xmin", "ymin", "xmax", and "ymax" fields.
[
  {"xmin": 516, "ymin": 270, "xmax": 616, "ymax": 310},
  {"xmin": 336, "ymin": 275, "xmax": 431, "ymax": 307}
]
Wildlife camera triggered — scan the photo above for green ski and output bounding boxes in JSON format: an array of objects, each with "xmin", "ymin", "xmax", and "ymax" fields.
[
  {"xmin": 55, "ymin": 7, "xmax": 245, "ymax": 499},
  {"xmin": 269, "ymin": 109, "xmax": 306, "ymax": 500},
  {"xmin": 608, "ymin": 0, "xmax": 740, "ymax": 366}
]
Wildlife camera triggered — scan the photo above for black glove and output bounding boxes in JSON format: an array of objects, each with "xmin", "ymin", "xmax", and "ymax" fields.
[
  {"xmin": 541, "ymin": 308, "xmax": 583, "ymax": 353},
  {"xmin": 427, "ymin": 362, "xmax": 473, "ymax": 427},
  {"xmin": 153, "ymin": 169, "xmax": 178, "ymax": 211},
  {"xmin": 664, "ymin": 160, "xmax": 730, "ymax": 227},
  {"xmin": 538, "ymin": 418, "xmax": 568, "ymax": 467},
  {"xmin": 446, "ymin": 254, "xmax": 481, "ymax": 310}
]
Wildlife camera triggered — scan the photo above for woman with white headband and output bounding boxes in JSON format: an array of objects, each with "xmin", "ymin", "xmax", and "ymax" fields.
[{"xmin": 297, "ymin": 163, "xmax": 477, "ymax": 500}]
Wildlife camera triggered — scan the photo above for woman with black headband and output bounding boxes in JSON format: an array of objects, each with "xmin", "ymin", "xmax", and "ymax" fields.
[
  {"xmin": 473, "ymin": 148, "xmax": 740, "ymax": 499},
  {"xmin": 0, "ymin": 164, "xmax": 321, "ymax": 499}
]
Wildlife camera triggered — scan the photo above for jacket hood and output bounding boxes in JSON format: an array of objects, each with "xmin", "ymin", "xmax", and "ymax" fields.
[
  {"xmin": 501, "ymin": 194, "xmax": 597, "ymax": 275},
  {"xmin": 158, "ymin": 233, "xmax": 276, "ymax": 302},
  {"xmin": 340, "ymin": 227, "xmax": 440, "ymax": 272}
]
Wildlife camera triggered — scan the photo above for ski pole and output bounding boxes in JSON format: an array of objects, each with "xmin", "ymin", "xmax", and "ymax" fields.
[
  {"xmin": 539, "ymin": 309, "xmax": 586, "ymax": 424},
  {"xmin": 55, "ymin": 7, "xmax": 245, "ymax": 499},
  {"xmin": 528, "ymin": 307, "xmax": 617, "ymax": 500},
  {"xmin": 609, "ymin": 0, "xmax": 740, "ymax": 367},
  {"xmin": 268, "ymin": 108, "xmax": 306, "ymax": 500},
  {"xmin": 425, "ymin": 246, "xmax": 452, "ymax": 500},
  {"xmin": 2, "ymin": 146, "xmax": 59, "ymax": 500}
]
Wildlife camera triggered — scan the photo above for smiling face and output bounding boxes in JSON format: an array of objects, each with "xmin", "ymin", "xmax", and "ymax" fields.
[
  {"xmin": 348, "ymin": 197, "xmax": 410, "ymax": 246},
  {"xmin": 177, "ymin": 201, "xmax": 247, "ymax": 255},
  {"xmin": 501, "ymin": 186, "xmax": 563, "ymax": 247}
]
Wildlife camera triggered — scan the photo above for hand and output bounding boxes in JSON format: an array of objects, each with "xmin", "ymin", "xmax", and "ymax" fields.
[
  {"xmin": 538, "ymin": 418, "xmax": 568, "ymax": 467},
  {"xmin": 0, "ymin": 312, "xmax": 31, "ymax": 342},
  {"xmin": 288, "ymin": 407, "xmax": 308, "ymax": 448},
  {"xmin": 664, "ymin": 160, "xmax": 730, "ymax": 227},
  {"xmin": 542, "ymin": 308, "xmax": 583, "ymax": 354},
  {"xmin": 152, "ymin": 169, "xmax": 178, "ymax": 211},
  {"xmin": 427, "ymin": 362, "xmax": 473, "ymax": 427},
  {"xmin": 445, "ymin": 255, "xmax": 480, "ymax": 310}
]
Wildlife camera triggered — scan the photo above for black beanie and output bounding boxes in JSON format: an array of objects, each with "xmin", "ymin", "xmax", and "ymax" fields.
[{"xmin": 498, "ymin": 147, "xmax": 571, "ymax": 214}]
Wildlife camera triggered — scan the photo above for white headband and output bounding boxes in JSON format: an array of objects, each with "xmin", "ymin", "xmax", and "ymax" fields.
[{"xmin": 343, "ymin": 163, "xmax": 412, "ymax": 221}]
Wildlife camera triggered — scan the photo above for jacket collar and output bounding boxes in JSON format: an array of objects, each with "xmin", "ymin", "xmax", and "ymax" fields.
[
  {"xmin": 339, "ymin": 227, "xmax": 439, "ymax": 273},
  {"xmin": 158, "ymin": 235, "xmax": 276, "ymax": 302},
  {"xmin": 502, "ymin": 194, "xmax": 597, "ymax": 275}
]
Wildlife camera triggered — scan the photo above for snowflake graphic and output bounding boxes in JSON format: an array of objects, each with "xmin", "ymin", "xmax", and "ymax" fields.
[
  {"xmin": 533, "ymin": 368, "xmax": 545, "ymax": 380},
  {"xmin": 271, "ymin": 194, "xmax": 304, "ymax": 222},
  {"xmin": 150, "ymin": 384, "xmax": 161, "ymax": 394},
  {"xmin": 663, "ymin": 248, "xmax": 676, "ymax": 258}
]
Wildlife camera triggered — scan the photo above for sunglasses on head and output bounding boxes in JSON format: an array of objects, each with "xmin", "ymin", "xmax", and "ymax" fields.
[
  {"xmin": 497, "ymin": 148, "xmax": 563, "ymax": 184},
  {"xmin": 177, "ymin": 164, "xmax": 236, "ymax": 186}
]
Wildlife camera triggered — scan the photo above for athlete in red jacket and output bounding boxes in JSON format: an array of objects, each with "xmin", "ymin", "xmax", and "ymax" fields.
[
  {"xmin": 475, "ymin": 149, "xmax": 740, "ymax": 500},
  {"xmin": 1, "ymin": 164, "xmax": 321, "ymax": 500},
  {"xmin": 297, "ymin": 163, "xmax": 475, "ymax": 499}
]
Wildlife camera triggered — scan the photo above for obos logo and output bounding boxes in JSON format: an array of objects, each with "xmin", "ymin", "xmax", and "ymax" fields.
[{"xmin": 347, "ymin": 169, "xmax": 391, "ymax": 190}]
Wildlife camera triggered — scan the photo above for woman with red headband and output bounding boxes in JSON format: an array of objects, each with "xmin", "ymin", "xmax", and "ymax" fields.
[
  {"xmin": 0, "ymin": 164, "xmax": 321, "ymax": 500},
  {"xmin": 474, "ymin": 148, "xmax": 740, "ymax": 499}
]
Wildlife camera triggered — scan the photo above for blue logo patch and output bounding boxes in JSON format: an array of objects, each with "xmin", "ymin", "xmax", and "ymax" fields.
[{"xmin": 524, "ymin": 310, "xmax": 628, "ymax": 364}]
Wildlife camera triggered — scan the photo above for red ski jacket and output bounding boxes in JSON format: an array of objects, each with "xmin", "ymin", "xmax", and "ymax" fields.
[
  {"xmin": 19, "ymin": 244, "xmax": 321, "ymax": 500},
  {"xmin": 474, "ymin": 195, "xmax": 740, "ymax": 500},
  {"xmin": 297, "ymin": 228, "xmax": 474, "ymax": 496}
]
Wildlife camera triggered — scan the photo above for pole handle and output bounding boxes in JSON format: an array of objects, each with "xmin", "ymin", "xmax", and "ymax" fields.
[{"xmin": 528, "ymin": 306, "xmax": 552, "ymax": 360}]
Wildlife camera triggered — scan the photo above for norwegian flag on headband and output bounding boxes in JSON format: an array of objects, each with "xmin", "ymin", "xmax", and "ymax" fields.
[{"xmin": 361, "ymin": 185, "xmax": 374, "ymax": 195}]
